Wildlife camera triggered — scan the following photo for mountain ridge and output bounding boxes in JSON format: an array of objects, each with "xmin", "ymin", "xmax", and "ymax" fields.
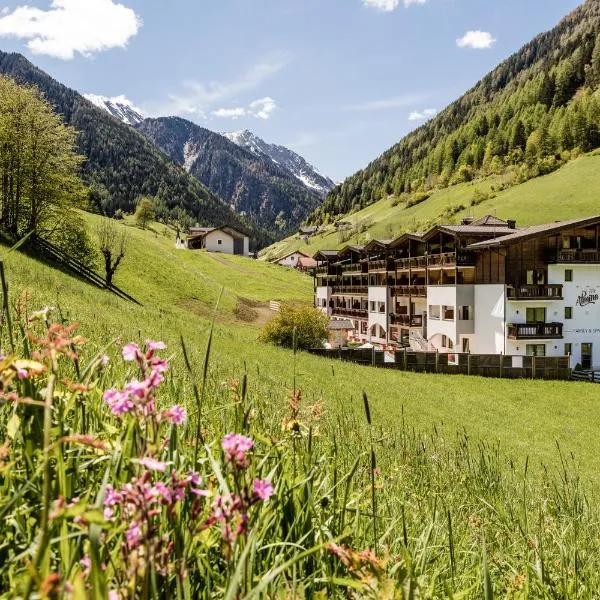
[
  {"xmin": 135, "ymin": 116, "xmax": 323, "ymax": 237},
  {"xmin": 223, "ymin": 129, "xmax": 335, "ymax": 197}
]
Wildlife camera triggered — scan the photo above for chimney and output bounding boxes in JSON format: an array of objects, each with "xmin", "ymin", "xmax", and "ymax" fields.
[
  {"xmin": 507, "ymin": 219, "xmax": 516, "ymax": 229},
  {"xmin": 461, "ymin": 216, "xmax": 474, "ymax": 225}
]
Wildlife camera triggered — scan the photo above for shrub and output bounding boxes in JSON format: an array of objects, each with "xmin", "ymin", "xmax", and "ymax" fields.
[
  {"xmin": 406, "ymin": 191, "xmax": 430, "ymax": 208},
  {"xmin": 471, "ymin": 188, "xmax": 490, "ymax": 206},
  {"xmin": 259, "ymin": 304, "xmax": 328, "ymax": 350}
]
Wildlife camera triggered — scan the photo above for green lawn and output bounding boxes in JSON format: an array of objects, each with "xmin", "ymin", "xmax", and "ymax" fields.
[
  {"xmin": 6, "ymin": 212, "xmax": 600, "ymax": 488},
  {"xmin": 263, "ymin": 152, "xmax": 600, "ymax": 260}
]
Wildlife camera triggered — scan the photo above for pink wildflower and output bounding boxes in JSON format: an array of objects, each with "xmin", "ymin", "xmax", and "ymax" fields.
[
  {"xmin": 16, "ymin": 367, "xmax": 28, "ymax": 380},
  {"xmin": 162, "ymin": 405, "xmax": 186, "ymax": 425},
  {"xmin": 146, "ymin": 340, "xmax": 166, "ymax": 351},
  {"xmin": 103, "ymin": 389, "xmax": 134, "ymax": 416},
  {"xmin": 122, "ymin": 343, "xmax": 140, "ymax": 362},
  {"xmin": 100, "ymin": 354, "xmax": 110, "ymax": 367},
  {"xmin": 253, "ymin": 479, "xmax": 274, "ymax": 501},
  {"xmin": 222, "ymin": 433, "xmax": 254, "ymax": 468},
  {"xmin": 126, "ymin": 521, "xmax": 143, "ymax": 549},
  {"xmin": 139, "ymin": 457, "xmax": 167, "ymax": 472},
  {"xmin": 80, "ymin": 555, "xmax": 91, "ymax": 577}
]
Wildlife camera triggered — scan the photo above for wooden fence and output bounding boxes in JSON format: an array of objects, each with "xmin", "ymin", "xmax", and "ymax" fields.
[
  {"xmin": 30, "ymin": 237, "xmax": 141, "ymax": 305},
  {"xmin": 308, "ymin": 348, "xmax": 571, "ymax": 381},
  {"xmin": 571, "ymin": 370, "xmax": 600, "ymax": 384},
  {"xmin": 269, "ymin": 301, "xmax": 282, "ymax": 312}
]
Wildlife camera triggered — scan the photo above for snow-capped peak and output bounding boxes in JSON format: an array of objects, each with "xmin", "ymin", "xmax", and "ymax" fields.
[
  {"xmin": 84, "ymin": 93, "xmax": 146, "ymax": 126},
  {"xmin": 223, "ymin": 130, "xmax": 335, "ymax": 197}
]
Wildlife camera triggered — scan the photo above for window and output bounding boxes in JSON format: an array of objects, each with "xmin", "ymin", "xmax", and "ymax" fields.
[
  {"xmin": 217, "ymin": 239, "xmax": 223, "ymax": 246},
  {"xmin": 441, "ymin": 335, "xmax": 448, "ymax": 347},
  {"xmin": 442, "ymin": 305, "xmax": 455, "ymax": 321},
  {"xmin": 370, "ymin": 301, "xmax": 376, "ymax": 312},
  {"xmin": 429, "ymin": 305, "xmax": 440, "ymax": 320},
  {"xmin": 565, "ymin": 306, "xmax": 573, "ymax": 320},
  {"xmin": 564, "ymin": 343, "xmax": 572, "ymax": 356},
  {"xmin": 565, "ymin": 269, "xmax": 573, "ymax": 282},
  {"xmin": 527, "ymin": 270, "xmax": 546, "ymax": 285},
  {"xmin": 459, "ymin": 306, "xmax": 472, "ymax": 320},
  {"xmin": 448, "ymin": 338, "xmax": 454, "ymax": 350},
  {"xmin": 526, "ymin": 344, "xmax": 546, "ymax": 357},
  {"xmin": 526, "ymin": 307, "xmax": 546, "ymax": 323},
  {"xmin": 462, "ymin": 338, "xmax": 470, "ymax": 353}
]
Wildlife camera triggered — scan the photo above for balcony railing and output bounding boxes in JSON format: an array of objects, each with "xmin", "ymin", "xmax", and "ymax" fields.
[
  {"xmin": 368, "ymin": 259, "xmax": 395, "ymax": 272},
  {"xmin": 507, "ymin": 285, "xmax": 563, "ymax": 300},
  {"xmin": 316, "ymin": 265, "xmax": 339, "ymax": 275},
  {"xmin": 331, "ymin": 286, "xmax": 368, "ymax": 296},
  {"xmin": 507, "ymin": 323, "xmax": 563, "ymax": 340},
  {"xmin": 556, "ymin": 249, "xmax": 600, "ymax": 263},
  {"xmin": 392, "ymin": 285, "xmax": 427, "ymax": 298},
  {"xmin": 342, "ymin": 263, "xmax": 365, "ymax": 274},
  {"xmin": 395, "ymin": 251, "xmax": 476, "ymax": 270},
  {"xmin": 332, "ymin": 308, "xmax": 368, "ymax": 319},
  {"xmin": 391, "ymin": 314, "xmax": 423, "ymax": 327}
]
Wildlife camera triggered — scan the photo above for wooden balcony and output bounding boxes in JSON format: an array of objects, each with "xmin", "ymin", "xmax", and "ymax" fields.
[
  {"xmin": 395, "ymin": 251, "xmax": 475, "ymax": 270},
  {"xmin": 316, "ymin": 265, "xmax": 339, "ymax": 276},
  {"xmin": 556, "ymin": 249, "xmax": 600, "ymax": 263},
  {"xmin": 392, "ymin": 285, "xmax": 427, "ymax": 298},
  {"xmin": 507, "ymin": 323, "xmax": 563, "ymax": 340},
  {"xmin": 368, "ymin": 259, "xmax": 395, "ymax": 272},
  {"xmin": 341, "ymin": 263, "xmax": 365, "ymax": 275},
  {"xmin": 332, "ymin": 307, "xmax": 367, "ymax": 319},
  {"xmin": 390, "ymin": 314, "xmax": 423, "ymax": 327},
  {"xmin": 507, "ymin": 285, "xmax": 563, "ymax": 300},
  {"xmin": 331, "ymin": 286, "xmax": 368, "ymax": 296}
]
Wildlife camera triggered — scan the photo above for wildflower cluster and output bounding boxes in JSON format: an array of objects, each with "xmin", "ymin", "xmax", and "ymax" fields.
[
  {"xmin": 198, "ymin": 434, "xmax": 275, "ymax": 556},
  {"xmin": 103, "ymin": 341, "xmax": 185, "ymax": 425}
]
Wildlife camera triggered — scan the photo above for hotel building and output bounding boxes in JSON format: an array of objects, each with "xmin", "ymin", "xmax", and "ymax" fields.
[{"xmin": 314, "ymin": 215, "xmax": 600, "ymax": 370}]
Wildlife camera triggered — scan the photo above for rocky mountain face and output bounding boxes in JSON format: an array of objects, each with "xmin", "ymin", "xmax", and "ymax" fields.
[
  {"xmin": 223, "ymin": 129, "xmax": 335, "ymax": 197},
  {"xmin": 83, "ymin": 94, "xmax": 145, "ymax": 126},
  {"xmin": 135, "ymin": 117, "xmax": 323, "ymax": 237}
]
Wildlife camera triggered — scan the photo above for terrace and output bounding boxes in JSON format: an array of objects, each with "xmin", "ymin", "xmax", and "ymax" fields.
[
  {"xmin": 507, "ymin": 323, "xmax": 564, "ymax": 340},
  {"xmin": 507, "ymin": 285, "xmax": 563, "ymax": 300}
]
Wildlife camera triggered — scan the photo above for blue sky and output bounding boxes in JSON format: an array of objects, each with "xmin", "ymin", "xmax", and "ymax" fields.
[{"xmin": 0, "ymin": 0, "xmax": 584, "ymax": 181}]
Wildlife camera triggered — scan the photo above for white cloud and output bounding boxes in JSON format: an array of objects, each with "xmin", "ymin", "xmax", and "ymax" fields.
[
  {"xmin": 363, "ymin": 0, "xmax": 426, "ymax": 11},
  {"xmin": 212, "ymin": 97, "xmax": 277, "ymax": 120},
  {"xmin": 456, "ymin": 30, "xmax": 496, "ymax": 50},
  {"xmin": 344, "ymin": 94, "xmax": 427, "ymax": 111},
  {"xmin": 162, "ymin": 57, "xmax": 288, "ymax": 117},
  {"xmin": 0, "ymin": 0, "xmax": 141, "ymax": 60},
  {"xmin": 409, "ymin": 108, "xmax": 437, "ymax": 121}
]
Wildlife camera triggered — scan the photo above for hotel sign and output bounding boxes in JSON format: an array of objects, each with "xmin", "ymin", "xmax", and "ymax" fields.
[{"xmin": 576, "ymin": 288, "xmax": 599, "ymax": 307}]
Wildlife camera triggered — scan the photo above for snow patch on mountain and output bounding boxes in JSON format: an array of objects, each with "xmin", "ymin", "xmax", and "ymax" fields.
[
  {"xmin": 84, "ymin": 94, "xmax": 145, "ymax": 126},
  {"xmin": 223, "ymin": 129, "xmax": 335, "ymax": 197}
]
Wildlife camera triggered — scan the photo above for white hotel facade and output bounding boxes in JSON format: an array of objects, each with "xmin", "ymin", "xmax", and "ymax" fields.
[{"xmin": 314, "ymin": 215, "xmax": 600, "ymax": 370}]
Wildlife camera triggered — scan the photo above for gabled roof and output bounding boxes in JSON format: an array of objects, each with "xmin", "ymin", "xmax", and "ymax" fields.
[
  {"xmin": 313, "ymin": 249, "xmax": 340, "ymax": 260},
  {"xmin": 276, "ymin": 250, "xmax": 312, "ymax": 262},
  {"xmin": 327, "ymin": 319, "xmax": 355, "ymax": 330},
  {"xmin": 468, "ymin": 215, "xmax": 600, "ymax": 249},
  {"xmin": 362, "ymin": 239, "xmax": 391, "ymax": 252},
  {"xmin": 297, "ymin": 256, "xmax": 317, "ymax": 268},
  {"xmin": 389, "ymin": 232, "xmax": 425, "ymax": 248},
  {"xmin": 337, "ymin": 245, "xmax": 364, "ymax": 258},
  {"xmin": 471, "ymin": 215, "xmax": 510, "ymax": 226},
  {"xmin": 188, "ymin": 224, "xmax": 249, "ymax": 240},
  {"xmin": 421, "ymin": 223, "xmax": 517, "ymax": 241}
]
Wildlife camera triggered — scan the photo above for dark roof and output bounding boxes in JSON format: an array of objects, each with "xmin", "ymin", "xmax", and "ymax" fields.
[
  {"xmin": 432, "ymin": 224, "xmax": 517, "ymax": 237},
  {"xmin": 363, "ymin": 239, "xmax": 392, "ymax": 251},
  {"xmin": 327, "ymin": 319, "xmax": 355, "ymax": 330},
  {"xmin": 468, "ymin": 215, "xmax": 600, "ymax": 249},
  {"xmin": 313, "ymin": 250, "xmax": 340, "ymax": 260},
  {"xmin": 471, "ymin": 215, "xmax": 510, "ymax": 226},
  {"xmin": 188, "ymin": 225, "xmax": 249, "ymax": 239},
  {"xmin": 388, "ymin": 232, "xmax": 425, "ymax": 248}
]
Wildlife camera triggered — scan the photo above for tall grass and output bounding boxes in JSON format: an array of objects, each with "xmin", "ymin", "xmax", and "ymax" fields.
[{"xmin": 1, "ymin": 284, "xmax": 600, "ymax": 598}]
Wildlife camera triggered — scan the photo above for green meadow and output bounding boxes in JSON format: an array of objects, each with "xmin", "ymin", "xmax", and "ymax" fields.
[{"xmin": 4, "ymin": 213, "xmax": 600, "ymax": 596}]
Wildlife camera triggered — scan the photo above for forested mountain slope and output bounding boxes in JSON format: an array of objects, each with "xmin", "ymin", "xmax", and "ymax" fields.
[
  {"xmin": 312, "ymin": 0, "xmax": 600, "ymax": 223},
  {"xmin": 0, "ymin": 52, "xmax": 266, "ymax": 243},
  {"xmin": 136, "ymin": 117, "xmax": 322, "ymax": 237}
]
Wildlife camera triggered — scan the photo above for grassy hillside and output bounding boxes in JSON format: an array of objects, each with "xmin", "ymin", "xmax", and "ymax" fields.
[
  {"xmin": 4, "ymin": 213, "xmax": 600, "ymax": 487},
  {"xmin": 6, "ymin": 215, "xmax": 600, "ymax": 595},
  {"xmin": 263, "ymin": 152, "xmax": 600, "ymax": 258}
]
